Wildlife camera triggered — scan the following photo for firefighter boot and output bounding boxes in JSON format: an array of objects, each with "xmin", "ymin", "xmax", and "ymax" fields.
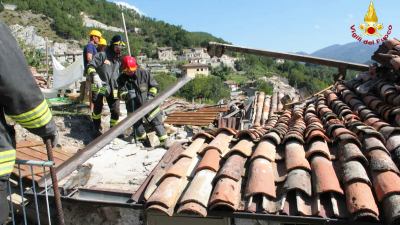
[{"xmin": 0, "ymin": 180, "xmax": 9, "ymax": 224}]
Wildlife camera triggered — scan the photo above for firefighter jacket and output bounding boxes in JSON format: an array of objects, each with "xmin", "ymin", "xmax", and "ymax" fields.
[
  {"xmin": 117, "ymin": 68, "xmax": 159, "ymax": 106},
  {"xmin": 86, "ymin": 48, "xmax": 121, "ymax": 98},
  {"xmin": 0, "ymin": 21, "xmax": 56, "ymax": 179}
]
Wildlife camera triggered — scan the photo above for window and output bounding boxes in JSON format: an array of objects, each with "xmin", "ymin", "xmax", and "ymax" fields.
[
  {"xmin": 197, "ymin": 68, "xmax": 200, "ymax": 71},
  {"xmin": 201, "ymin": 68, "xmax": 204, "ymax": 71}
]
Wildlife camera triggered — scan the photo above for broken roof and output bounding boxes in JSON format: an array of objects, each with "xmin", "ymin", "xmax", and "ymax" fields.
[{"xmin": 137, "ymin": 73, "xmax": 400, "ymax": 225}]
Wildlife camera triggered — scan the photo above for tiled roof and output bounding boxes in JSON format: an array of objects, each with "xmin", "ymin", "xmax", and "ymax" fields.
[{"xmin": 141, "ymin": 71, "xmax": 400, "ymax": 224}]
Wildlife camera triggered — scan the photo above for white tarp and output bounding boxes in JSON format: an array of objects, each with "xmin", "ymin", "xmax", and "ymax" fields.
[{"xmin": 51, "ymin": 54, "xmax": 84, "ymax": 89}]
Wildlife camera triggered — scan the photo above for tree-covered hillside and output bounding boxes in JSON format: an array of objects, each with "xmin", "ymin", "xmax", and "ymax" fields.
[{"xmin": 3, "ymin": 0, "xmax": 227, "ymax": 56}]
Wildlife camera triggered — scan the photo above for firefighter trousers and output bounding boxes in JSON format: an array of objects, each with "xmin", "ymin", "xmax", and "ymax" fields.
[
  {"xmin": 126, "ymin": 100, "xmax": 166, "ymax": 140},
  {"xmin": 91, "ymin": 94, "xmax": 120, "ymax": 131}
]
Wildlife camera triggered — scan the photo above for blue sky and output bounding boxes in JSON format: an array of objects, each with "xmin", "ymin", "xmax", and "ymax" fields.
[{"xmin": 114, "ymin": 0, "xmax": 399, "ymax": 53}]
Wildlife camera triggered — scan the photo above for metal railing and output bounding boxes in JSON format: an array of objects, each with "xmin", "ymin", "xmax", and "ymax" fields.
[{"xmin": 5, "ymin": 159, "xmax": 64, "ymax": 225}]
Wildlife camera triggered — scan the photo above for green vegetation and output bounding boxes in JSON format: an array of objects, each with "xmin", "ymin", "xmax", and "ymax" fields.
[
  {"xmin": 153, "ymin": 72, "xmax": 177, "ymax": 92},
  {"xmin": 18, "ymin": 40, "xmax": 44, "ymax": 67},
  {"xmin": 4, "ymin": 0, "xmax": 227, "ymax": 56},
  {"xmin": 256, "ymin": 81, "xmax": 274, "ymax": 95},
  {"xmin": 177, "ymin": 75, "xmax": 230, "ymax": 103}
]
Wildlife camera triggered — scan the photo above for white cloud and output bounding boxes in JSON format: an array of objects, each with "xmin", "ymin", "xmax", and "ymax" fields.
[{"xmin": 113, "ymin": 1, "xmax": 145, "ymax": 16}]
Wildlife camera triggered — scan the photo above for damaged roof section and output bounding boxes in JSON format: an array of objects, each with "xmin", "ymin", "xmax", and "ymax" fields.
[
  {"xmin": 165, "ymin": 105, "xmax": 229, "ymax": 126},
  {"xmin": 137, "ymin": 73, "xmax": 400, "ymax": 224},
  {"xmin": 14, "ymin": 140, "xmax": 74, "ymax": 182}
]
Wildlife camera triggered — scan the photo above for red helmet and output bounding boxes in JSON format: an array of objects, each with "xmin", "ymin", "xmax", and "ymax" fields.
[{"xmin": 122, "ymin": 55, "xmax": 138, "ymax": 75}]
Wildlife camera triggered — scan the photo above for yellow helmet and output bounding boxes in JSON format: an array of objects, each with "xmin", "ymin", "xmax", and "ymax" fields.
[
  {"xmin": 98, "ymin": 37, "xmax": 107, "ymax": 46},
  {"xmin": 89, "ymin": 29, "xmax": 102, "ymax": 38}
]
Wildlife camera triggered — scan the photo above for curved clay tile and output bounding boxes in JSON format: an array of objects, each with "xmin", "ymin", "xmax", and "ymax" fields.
[
  {"xmin": 209, "ymin": 177, "xmax": 242, "ymax": 211},
  {"xmin": 192, "ymin": 132, "xmax": 214, "ymax": 141},
  {"xmin": 285, "ymin": 140, "xmax": 311, "ymax": 172},
  {"xmin": 228, "ymin": 138, "xmax": 254, "ymax": 158},
  {"xmin": 195, "ymin": 149, "xmax": 221, "ymax": 173},
  {"xmin": 310, "ymin": 156, "xmax": 343, "ymax": 195},
  {"xmin": 201, "ymin": 129, "xmax": 234, "ymax": 155},
  {"xmin": 250, "ymin": 139, "xmax": 276, "ymax": 162},
  {"xmin": 382, "ymin": 194, "xmax": 400, "ymax": 225},
  {"xmin": 178, "ymin": 169, "xmax": 216, "ymax": 214},
  {"xmin": 283, "ymin": 169, "xmax": 312, "ymax": 197},
  {"xmin": 338, "ymin": 141, "xmax": 368, "ymax": 166},
  {"xmin": 146, "ymin": 176, "xmax": 189, "ymax": 216},
  {"xmin": 305, "ymin": 129, "xmax": 330, "ymax": 144},
  {"xmin": 163, "ymin": 156, "xmax": 198, "ymax": 181},
  {"xmin": 363, "ymin": 136, "xmax": 388, "ymax": 152},
  {"xmin": 262, "ymin": 131, "xmax": 282, "ymax": 145},
  {"xmin": 342, "ymin": 161, "xmax": 372, "ymax": 186},
  {"xmin": 372, "ymin": 171, "xmax": 400, "ymax": 202},
  {"xmin": 245, "ymin": 158, "xmax": 276, "ymax": 198},
  {"xmin": 368, "ymin": 150, "xmax": 400, "ymax": 174},
  {"xmin": 216, "ymin": 153, "xmax": 246, "ymax": 181},
  {"xmin": 345, "ymin": 182, "xmax": 380, "ymax": 221},
  {"xmin": 177, "ymin": 202, "xmax": 207, "ymax": 217},
  {"xmin": 306, "ymin": 139, "xmax": 331, "ymax": 160},
  {"xmin": 178, "ymin": 137, "xmax": 207, "ymax": 160}
]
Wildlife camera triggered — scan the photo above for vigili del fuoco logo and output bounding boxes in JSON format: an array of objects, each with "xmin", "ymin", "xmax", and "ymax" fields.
[{"xmin": 350, "ymin": 1, "xmax": 392, "ymax": 45}]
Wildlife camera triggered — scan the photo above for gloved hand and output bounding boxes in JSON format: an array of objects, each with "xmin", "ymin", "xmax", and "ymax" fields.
[
  {"xmin": 98, "ymin": 83, "xmax": 108, "ymax": 96},
  {"xmin": 42, "ymin": 130, "xmax": 59, "ymax": 148},
  {"xmin": 147, "ymin": 93, "xmax": 155, "ymax": 101},
  {"xmin": 92, "ymin": 73, "xmax": 103, "ymax": 90},
  {"xmin": 0, "ymin": 180, "xmax": 9, "ymax": 224}
]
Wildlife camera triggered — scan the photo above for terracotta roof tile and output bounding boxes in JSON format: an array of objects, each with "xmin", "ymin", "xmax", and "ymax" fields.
[
  {"xmin": 285, "ymin": 140, "xmax": 311, "ymax": 172},
  {"xmin": 368, "ymin": 150, "xmax": 400, "ymax": 174},
  {"xmin": 196, "ymin": 149, "xmax": 221, "ymax": 173},
  {"xmin": 345, "ymin": 182, "xmax": 379, "ymax": 221},
  {"xmin": 372, "ymin": 171, "xmax": 400, "ymax": 202},
  {"xmin": 229, "ymin": 138, "xmax": 254, "ymax": 157},
  {"xmin": 250, "ymin": 139, "xmax": 276, "ymax": 162},
  {"xmin": 310, "ymin": 156, "xmax": 343, "ymax": 194},
  {"xmin": 306, "ymin": 139, "xmax": 331, "ymax": 160},
  {"xmin": 178, "ymin": 169, "xmax": 216, "ymax": 212},
  {"xmin": 177, "ymin": 202, "xmax": 207, "ymax": 217},
  {"xmin": 382, "ymin": 194, "xmax": 400, "ymax": 225},
  {"xmin": 209, "ymin": 177, "xmax": 242, "ymax": 210},
  {"xmin": 245, "ymin": 158, "xmax": 276, "ymax": 198},
  {"xmin": 216, "ymin": 154, "xmax": 246, "ymax": 181},
  {"xmin": 342, "ymin": 161, "xmax": 372, "ymax": 185},
  {"xmin": 283, "ymin": 169, "xmax": 312, "ymax": 197}
]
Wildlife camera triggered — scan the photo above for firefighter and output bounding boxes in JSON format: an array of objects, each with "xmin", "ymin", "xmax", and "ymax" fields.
[
  {"xmin": 87, "ymin": 35, "xmax": 125, "ymax": 136},
  {"xmin": 83, "ymin": 29, "xmax": 102, "ymax": 68},
  {"xmin": 97, "ymin": 37, "xmax": 107, "ymax": 52},
  {"xmin": 0, "ymin": 21, "xmax": 57, "ymax": 223},
  {"xmin": 82, "ymin": 29, "xmax": 102, "ymax": 105},
  {"xmin": 118, "ymin": 56, "xmax": 168, "ymax": 144}
]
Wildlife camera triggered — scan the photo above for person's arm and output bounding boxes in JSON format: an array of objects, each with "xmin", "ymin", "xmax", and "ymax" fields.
[
  {"xmin": 85, "ymin": 44, "xmax": 96, "ymax": 63},
  {"xmin": 147, "ymin": 70, "xmax": 159, "ymax": 97},
  {"xmin": 87, "ymin": 52, "xmax": 106, "ymax": 93},
  {"xmin": 0, "ymin": 22, "xmax": 56, "ymax": 143}
]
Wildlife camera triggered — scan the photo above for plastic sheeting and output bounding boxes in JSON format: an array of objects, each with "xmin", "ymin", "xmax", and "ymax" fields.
[{"xmin": 51, "ymin": 54, "xmax": 84, "ymax": 89}]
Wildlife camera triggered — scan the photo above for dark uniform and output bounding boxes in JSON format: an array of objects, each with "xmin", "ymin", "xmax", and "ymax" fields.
[
  {"xmin": 118, "ymin": 68, "xmax": 167, "ymax": 141},
  {"xmin": 0, "ymin": 22, "xmax": 57, "ymax": 223},
  {"xmin": 87, "ymin": 47, "xmax": 121, "ymax": 132}
]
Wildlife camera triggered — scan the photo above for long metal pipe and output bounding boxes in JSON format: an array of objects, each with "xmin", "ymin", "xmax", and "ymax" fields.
[
  {"xmin": 208, "ymin": 42, "xmax": 369, "ymax": 72},
  {"xmin": 38, "ymin": 76, "xmax": 192, "ymax": 187}
]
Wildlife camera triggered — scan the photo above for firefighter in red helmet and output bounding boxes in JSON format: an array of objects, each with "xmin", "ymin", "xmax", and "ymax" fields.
[{"xmin": 118, "ymin": 56, "xmax": 168, "ymax": 144}]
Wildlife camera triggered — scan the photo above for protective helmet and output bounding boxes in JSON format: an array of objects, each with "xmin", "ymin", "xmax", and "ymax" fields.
[
  {"xmin": 89, "ymin": 29, "xmax": 102, "ymax": 38},
  {"xmin": 110, "ymin": 35, "xmax": 126, "ymax": 46},
  {"xmin": 98, "ymin": 37, "xmax": 107, "ymax": 46},
  {"xmin": 122, "ymin": 55, "xmax": 138, "ymax": 75}
]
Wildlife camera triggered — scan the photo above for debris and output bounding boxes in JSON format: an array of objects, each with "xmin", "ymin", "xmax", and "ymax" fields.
[{"xmin": 147, "ymin": 132, "xmax": 160, "ymax": 147}]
